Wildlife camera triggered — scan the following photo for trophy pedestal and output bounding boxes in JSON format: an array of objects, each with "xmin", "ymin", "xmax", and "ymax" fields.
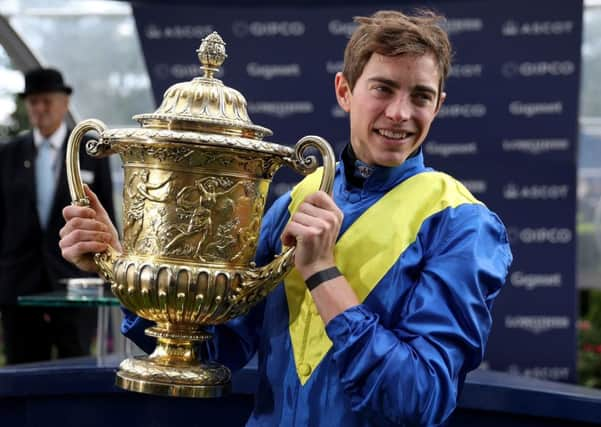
[
  {"xmin": 116, "ymin": 356, "xmax": 231, "ymax": 398},
  {"xmin": 115, "ymin": 326, "xmax": 231, "ymax": 398}
]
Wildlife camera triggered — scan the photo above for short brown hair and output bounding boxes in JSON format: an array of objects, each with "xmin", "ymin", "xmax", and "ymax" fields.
[{"xmin": 342, "ymin": 9, "xmax": 452, "ymax": 95}]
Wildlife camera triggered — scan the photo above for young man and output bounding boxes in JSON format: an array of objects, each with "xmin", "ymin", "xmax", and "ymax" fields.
[
  {"xmin": 0, "ymin": 68, "xmax": 115, "ymax": 364},
  {"xmin": 60, "ymin": 10, "xmax": 511, "ymax": 426}
]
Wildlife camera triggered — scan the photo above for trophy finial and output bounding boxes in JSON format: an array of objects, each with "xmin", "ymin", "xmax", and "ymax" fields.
[
  {"xmin": 135, "ymin": 31, "xmax": 272, "ymax": 139},
  {"xmin": 197, "ymin": 31, "xmax": 227, "ymax": 79}
]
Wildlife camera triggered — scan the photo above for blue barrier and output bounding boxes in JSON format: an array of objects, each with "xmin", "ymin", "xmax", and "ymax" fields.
[{"xmin": 1, "ymin": 356, "xmax": 600, "ymax": 426}]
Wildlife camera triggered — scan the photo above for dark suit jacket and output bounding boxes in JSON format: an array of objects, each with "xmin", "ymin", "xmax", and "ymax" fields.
[{"xmin": 0, "ymin": 130, "xmax": 115, "ymax": 305}]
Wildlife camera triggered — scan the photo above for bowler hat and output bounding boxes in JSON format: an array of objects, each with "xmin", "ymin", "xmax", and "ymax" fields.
[{"xmin": 19, "ymin": 68, "xmax": 72, "ymax": 97}]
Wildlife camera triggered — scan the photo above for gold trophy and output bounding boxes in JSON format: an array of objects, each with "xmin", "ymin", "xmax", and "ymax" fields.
[{"xmin": 66, "ymin": 32, "xmax": 335, "ymax": 398}]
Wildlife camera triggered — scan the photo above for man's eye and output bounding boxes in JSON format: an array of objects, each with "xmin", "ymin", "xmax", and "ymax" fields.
[
  {"xmin": 373, "ymin": 85, "xmax": 392, "ymax": 94},
  {"xmin": 413, "ymin": 92, "xmax": 434, "ymax": 104}
]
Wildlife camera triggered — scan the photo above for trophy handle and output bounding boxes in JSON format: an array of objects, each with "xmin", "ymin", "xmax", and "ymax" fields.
[
  {"xmin": 277, "ymin": 134, "xmax": 336, "ymax": 264},
  {"xmin": 287, "ymin": 135, "xmax": 336, "ymax": 195},
  {"xmin": 66, "ymin": 119, "xmax": 119, "ymax": 282},
  {"xmin": 234, "ymin": 136, "xmax": 336, "ymax": 308}
]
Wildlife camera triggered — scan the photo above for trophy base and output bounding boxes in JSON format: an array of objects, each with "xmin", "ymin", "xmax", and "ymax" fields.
[{"xmin": 115, "ymin": 356, "xmax": 231, "ymax": 398}]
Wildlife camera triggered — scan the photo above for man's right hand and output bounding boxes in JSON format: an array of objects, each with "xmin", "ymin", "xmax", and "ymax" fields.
[{"xmin": 59, "ymin": 185, "xmax": 121, "ymax": 273}]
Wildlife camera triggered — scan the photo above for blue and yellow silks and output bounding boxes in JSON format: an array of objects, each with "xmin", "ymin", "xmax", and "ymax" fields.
[{"xmin": 284, "ymin": 167, "xmax": 481, "ymax": 384}]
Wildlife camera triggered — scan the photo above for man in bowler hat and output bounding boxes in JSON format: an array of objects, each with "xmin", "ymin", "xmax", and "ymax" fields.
[{"xmin": 0, "ymin": 68, "xmax": 115, "ymax": 364}]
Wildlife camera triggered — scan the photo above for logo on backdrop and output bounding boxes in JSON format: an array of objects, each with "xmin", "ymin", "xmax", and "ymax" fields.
[
  {"xmin": 331, "ymin": 105, "xmax": 347, "ymax": 119},
  {"xmin": 507, "ymin": 364, "xmax": 571, "ymax": 381},
  {"xmin": 460, "ymin": 180, "xmax": 487, "ymax": 195},
  {"xmin": 503, "ymin": 183, "xmax": 569, "ymax": 200},
  {"xmin": 328, "ymin": 20, "xmax": 357, "ymax": 37},
  {"xmin": 232, "ymin": 21, "xmax": 305, "ymax": 37},
  {"xmin": 443, "ymin": 18, "xmax": 483, "ymax": 35},
  {"xmin": 246, "ymin": 63, "xmax": 301, "ymax": 79},
  {"xmin": 326, "ymin": 60, "xmax": 343, "ymax": 74},
  {"xmin": 505, "ymin": 315, "xmax": 571, "ymax": 334},
  {"xmin": 424, "ymin": 141, "xmax": 478, "ymax": 157},
  {"xmin": 437, "ymin": 104, "xmax": 487, "ymax": 119},
  {"xmin": 509, "ymin": 101, "xmax": 563, "ymax": 117},
  {"xmin": 502, "ymin": 61, "xmax": 575, "ymax": 78},
  {"xmin": 510, "ymin": 271, "xmax": 562, "ymax": 290},
  {"xmin": 144, "ymin": 24, "xmax": 214, "ymax": 40},
  {"xmin": 502, "ymin": 138, "xmax": 570, "ymax": 154},
  {"xmin": 247, "ymin": 101, "xmax": 314, "ymax": 118},
  {"xmin": 507, "ymin": 227, "xmax": 573, "ymax": 244},
  {"xmin": 448, "ymin": 64, "xmax": 483, "ymax": 78},
  {"xmin": 153, "ymin": 63, "xmax": 223, "ymax": 80},
  {"xmin": 501, "ymin": 20, "xmax": 574, "ymax": 36}
]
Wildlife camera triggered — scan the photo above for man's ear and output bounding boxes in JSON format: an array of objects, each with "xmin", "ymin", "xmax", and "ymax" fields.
[
  {"xmin": 434, "ymin": 91, "xmax": 447, "ymax": 116},
  {"xmin": 335, "ymin": 72, "xmax": 351, "ymax": 113}
]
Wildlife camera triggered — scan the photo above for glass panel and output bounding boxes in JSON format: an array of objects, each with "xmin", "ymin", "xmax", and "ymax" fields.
[
  {"xmin": 578, "ymin": 5, "xmax": 601, "ymax": 292},
  {"xmin": 577, "ymin": 3, "xmax": 601, "ymax": 389},
  {"xmin": 578, "ymin": 119, "xmax": 601, "ymax": 290},
  {"xmin": 18, "ymin": 289, "xmax": 120, "ymax": 308},
  {"xmin": 581, "ymin": 6, "xmax": 601, "ymax": 117},
  {"xmin": 7, "ymin": 2, "xmax": 154, "ymax": 127},
  {"xmin": 0, "ymin": 42, "xmax": 26, "ymax": 139}
]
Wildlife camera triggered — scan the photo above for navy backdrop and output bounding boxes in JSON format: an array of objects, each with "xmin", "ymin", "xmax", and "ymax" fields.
[{"xmin": 131, "ymin": 0, "xmax": 582, "ymax": 382}]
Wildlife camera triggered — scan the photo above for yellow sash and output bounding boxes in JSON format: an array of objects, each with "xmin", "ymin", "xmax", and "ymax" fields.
[{"xmin": 284, "ymin": 168, "xmax": 482, "ymax": 384}]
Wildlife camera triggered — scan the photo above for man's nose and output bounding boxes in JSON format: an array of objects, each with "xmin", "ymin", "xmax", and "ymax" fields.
[
  {"xmin": 385, "ymin": 95, "xmax": 411, "ymax": 122},
  {"xmin": 29, "ymin": 102, "xmax": 44, "ymax": 113}
]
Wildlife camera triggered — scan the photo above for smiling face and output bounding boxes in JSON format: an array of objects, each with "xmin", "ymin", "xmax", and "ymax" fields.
[{"xmin": 335, "ymin": 52, "xmax": 445, "ymax": 167}]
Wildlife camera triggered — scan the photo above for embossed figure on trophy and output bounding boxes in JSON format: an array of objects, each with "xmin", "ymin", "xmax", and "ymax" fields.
[
  {"xmin": 164, "ymin": 176, "xmax": 242, "ymax": 259},
  {"xmin": 205, "ymin": 199, "xmax": 241, "ymax": 261},
  {"xmin": 164, "ymin": 202, "xmax": 212, "ymax": 259},
  {"xmin": 124, "ymin": 169, "xmax": 172, "ymax": 252},
  {"xmin": 200, "ymin": 176, "xmax": 240, "ymax": 204},
  {"xmin": 230, "ymin": 181, "xmax": 265, "ymax": 263},
  {"xmin": 145, "ymin": 206, "xmax": 171, "ymax": 254}
]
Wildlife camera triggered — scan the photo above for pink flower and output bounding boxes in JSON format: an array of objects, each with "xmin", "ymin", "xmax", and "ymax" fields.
[{"xmin": 578, "ymin": 320, "xmax": 592, "ymax": 331}]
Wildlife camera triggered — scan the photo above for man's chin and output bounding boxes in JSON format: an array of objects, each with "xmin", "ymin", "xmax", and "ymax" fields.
[{"xmin": 374, "ymin": 154, "xmax": 410, "ymax": 168}]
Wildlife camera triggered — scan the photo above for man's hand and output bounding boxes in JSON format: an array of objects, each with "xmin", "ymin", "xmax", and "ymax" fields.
[
  {"xmin": 281, "ymin": 191, "xmax": 343, "ymax": 279},
  {"xmin": 59, "ymin": 185, "xmax": 121, "ymax": 273},
  {"xmin": 282, "ymin": 191, "xmax": 359, "ymax": 324}
]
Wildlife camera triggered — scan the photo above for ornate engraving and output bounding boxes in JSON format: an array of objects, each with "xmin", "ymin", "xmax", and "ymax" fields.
[
  {"xmin": 145, "ymin": 146, "xmax": 194, "ymax": 163},
  {"xmin": 103, "ymin": 128, "xmax": 294, "ymax": 158},
  {"xmin": 163, "ymin": 176, "xmax": 237, "ymax": 259},
  {"xmin": 112, "ymin": 143, "xmax": 195, "ymax": 164},
  {"xmin": 85, "ymin": 138, "xmax": 114, "ymax": 157},
  {"xmin": 93, "ymin": 247, "xmax": 117, "ymax": 283},
  {"xmin": 109, "ymin": 252, "xmax": 293, "ymax": 324},
  {"xmin": 123, "ymin": 169, "xmax": 172, "ymax": 252},
  {"xmin": 119, "ymin": 357, "xmax": 231, "ymax": 385}
]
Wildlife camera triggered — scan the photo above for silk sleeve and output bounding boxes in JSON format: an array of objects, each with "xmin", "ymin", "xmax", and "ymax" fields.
[
  {"xmin": 120, "ymin": 307, "xmax": 156, "ymax": 353},
  {"xmin": 325, "ymin": 205, "xmax": 512, "ymax": 425}
]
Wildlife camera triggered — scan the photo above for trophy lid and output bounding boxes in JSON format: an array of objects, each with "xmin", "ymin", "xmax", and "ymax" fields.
[{"xmin": 133, "ymin": 32, "xmax": 273, "ymax": 140}]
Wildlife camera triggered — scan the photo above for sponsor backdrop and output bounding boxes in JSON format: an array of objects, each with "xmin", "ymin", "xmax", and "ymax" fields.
[{"xmin": 132, "ymin": 0, "xmax": 582, "ymax": 382}]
